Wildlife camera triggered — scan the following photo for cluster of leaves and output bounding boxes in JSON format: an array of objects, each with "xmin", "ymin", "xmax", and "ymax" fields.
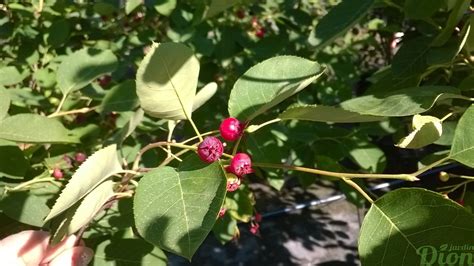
[{"xmin": 1, "ymin": 0, "xmax": 474, "ymax": 265}]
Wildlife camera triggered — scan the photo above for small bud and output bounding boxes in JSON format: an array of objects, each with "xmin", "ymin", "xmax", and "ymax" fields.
[
  {"xmin": 439, "ymin": 171, "xmax": 450, "ymax": 182},
  {"xmin": 249, "ymin": 223, "xmax": 260, "ymax": 235},
  {"xmin": 53, "ymin": 168, "xmax": 63, "ymax": 180},
  {"xmin": 75, "ymin": 152, "xmax": 87, "ymax": 164},
  {"xmin": 226, "ymin": 173, "xmax": 241, "ymax": 192},
  {"xmin": 218, "ymin": 208, "xmax": 226, "ymax": 218}
]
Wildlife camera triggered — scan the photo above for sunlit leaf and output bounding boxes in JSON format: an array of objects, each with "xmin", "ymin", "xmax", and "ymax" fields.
[
  {"xmin": 136, "ymin": 42, "xmax": 199, "ymax": 120},
  {"xmin": 280, "ymin": 104, "xmax": 384, "ymax": 123},
  {"xmin": 359, "ymin": 188, "xmax": 474, "ymax": 265},
  {"xmin": 396, "ymin": 115, "xmax": 442, "ymax": 149},
  {"xmin": 450, "ymin": 105, "xmax": 474, "ymax": 167},
  {"xmin": 228, "ymin": 56, "xmax": 325, "ymax": 121},
  {"xmin": 192, "ymin": 82, "xmax": 217, "ymax": 112},
  {"xmin": 0, "ymin": 87, "xmax": 10, "ymax": 120},
  {"xmin": 134, "ymin": 155, "xmax": 226, "ymax": 260},
  {"xmin": 44, "ymin": 145, "xmax": 123, "ymax": 222}
]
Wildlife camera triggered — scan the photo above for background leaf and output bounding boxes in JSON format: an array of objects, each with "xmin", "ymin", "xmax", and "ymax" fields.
[
  {"xmin": 404, "ymin": 0, "xmax": 443, "ymax": 19},
  {"xmin": 359, "ymin": 188, "xmax": 474, "ymax": 265},
  {"xmin": 98, "ymin": 80, "xmax": 138, "ymax": 114},
  {"xmin": 136, "ymin": 42, "xmax": 199, "ymax": 120},
  {"xmin": 0, "ymin": 114, "xmax": 78, "ymax": 143},
  {"xmin": 308, "ymin": 0, "xmax": 374, "ymax": 49},
  {"xmin": 228, "ymin": 56, "xmax": 325, "ymax": 121},
  {"xmin": 450, "ymin": 105, "xmax": 474, "ymax": 167},
  {"xmin": 133, "ymin": 155, "xmax": 226, "ymax": 260},
  {"xmin": 0, "ymin": 66, "xmax": 28, "ymax": 86},
  {"xmin": 0, "ymin": 139, "xmax": 28, "ymax": 179},
  {"xmin": 44, "ymin": 145, "xmax": 123, "ymax": 222},
  {"xmin": 57, "ymin": 48, "xmax": 118, "ymax": 95},
  {"xmin": 0, "ymin": 87, "xmax": 10, "ymax": 120},
  {"xmin": 154, "ymin": 0, "xmax": 176, "ymax": 16},
  {"xmin": 340, "ymin": 86, "xmax": 463, "ymax": 117},
  {"xmin": 279, "ymin": 104, "xmax": 384, "ymax": 123}
]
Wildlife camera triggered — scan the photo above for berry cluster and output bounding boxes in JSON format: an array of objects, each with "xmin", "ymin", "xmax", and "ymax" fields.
[
  {"xmin": 52, "ymin": 152, "xmax": 87, "ymax": 180},
  {"xmin": 197, "ymin": 117, "xmax": 253, "ymax": 192}
]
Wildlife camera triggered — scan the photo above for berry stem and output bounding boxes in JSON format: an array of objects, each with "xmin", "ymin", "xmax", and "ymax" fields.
[
  {"xmin": 188, "ymin": 117, "xmax": 204, "ymax": 142},
  {"xmin": 252, "ymin": 162, "xmax": 418, "ymax": 181},
  {"xmin": 5, "ymin": 177, "xmax": 56, "ymax": 193},
  {"xmin": 48, "ymin": 106, "xmax": 97, "ymax": 118},
  {"xmin": 342, "ymin": 177, "xmax": 374, "ymax": 204},
  {"xmin": 411, "ymin": 156, "xmax": 449, "ymax": 177},
  {"xmin": 246, "ymin": 118, "xmax": 282, "ymax": 133},
  {"xmin": 51, "ymin": 94, "xmax": 68, "ymax": 116}
]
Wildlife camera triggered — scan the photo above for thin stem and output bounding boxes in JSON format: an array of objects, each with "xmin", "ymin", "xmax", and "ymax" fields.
[
  {"xmin": 188, "ymin": 118, "xmax": 203, "ymax": 142},
  {"xmin": 342, "ymin": 177, "xmax": 374, "ymax": 204},
  {"xmin": 179, "ymin": 130, "xmax": 219, "ymax": 145},
  {"xmin": 158, "ymin": 146, "xmax": 183, "ymax": 162},
  {"xmin": 132, "ymin": 142, "xmax": 198, "ymax": 171},
  {"xmin": 48, "ymin": 106, "xmax": 97, "ymax": 118},
  {"xmin": 411, "ymin": 157, "xmax": 449, "ymax": 177},
  {"xmin": 440, "ymin": 112, "xmax": 453, "ymax": 122},
  {"xmin": 52, "ymin": 94, "xmax": 67, "ymax": 116},
  {"xmin": 253, "ymin": 162, "xmax": 418, "ymax": 181},
  {"xmin": 246, "ymin": 118, "xmax": 282, "ymax": 133},
  {"xmin": 232, "ymin": 135, "xmax": 243, "ymax": 155},
  {"xmin": 6, "ymin": 177, "xmax": 56, "ymax": 192}
]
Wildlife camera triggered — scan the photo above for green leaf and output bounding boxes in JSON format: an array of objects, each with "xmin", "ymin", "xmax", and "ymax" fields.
[
  {"xmin": 133, "ymin": 155, "xmax": 226, "ymax": 260},
  {"xmin": 192, "ymin": 82, "xmax": 217, "ymax": 112},
  {"xmin": 391, "ymin": 37, "xmax": 431, "ymax": 78},
  {"xmin": 98, "ymin": 80, "xmax": 138, "ymax": 114},
  {"xmin": 340, "ymin": 86, "xmax": 463, "ymax": 117},
  {"xmin": 0, "ymin": 192, "xmax": 51, "ymax": 227},
  {"xmin": 225, "ymin": 185, "xmax": 254, "ymax": 223},
  {"xmin": 345, "ymin": 138, "xmax": 386, "ymax": 173},
  {"xmin": 450, "ymin": 105, "xmax": 474, "ymax": 167},
  {"xmin": 0, "ymin": 139, "xmax": 28, "ymax": 179},
  {"xmin": 46, "ymin": 19, "xmax": 70, "ymax": 47},
  {"xmin": 204, "ymin": 0, "xmax": 239, "ymax": 19},
  {"xmin": 396, "ymin": 115, "xmax": 442, "ymax": 149},
  {"xmin": 212, "ymin": 214, "xmax": 238, "ymax": 244},
  {"xmin": 432, "ymin": 0, "xmax": 471, "ymax": 47},
  {"xmin": 57, "ymin": 48, "xmax": 118, "ymax": 95},
  {"xmin": 67, "ymin": 180, "xmax": 116, "ymax": 234},
  {"xmin": 154, "ymin": 0, "xmax": 176, "ymax": 16},
  {"xmin": 228, "ymin": 56, "xmax": 325, "ymax": 121},
  {"xmin": 404, "ymin": 0, "xmax": 443, "ymax": 19},
  {"xmin": 92, "ymin": 237, "xmax": 167, "ymax": 265},
  {"xmin": 125, "ymin": 0, "xmax": 142, "ymax": 14},
  {"xmin": 309, "ymin": 0, "xmax": 374, "ymax": 49},
  {"xmin": 0, "ymin": 87, "xmax": 10, "ymax": 120},
  {"xmin": 279, "ymin": 104, "xmax": 385, "ymax": 123},
  {"xmin": 0, "ymin": 114, "xmax": 78, "ymax": 143},
  {"xmin": 44, "ymin": 145, "xmax": 123, "ymax": 222},
  {"xmin": 0, "ymin": 66, "xmax": 28, "ymax": 86},
  {"xmin": 359, "ymin": 188, "xmax": 474, "ymax": 265},
  {"xmin": 136, "ymin": 42, "xmax": 199, "ymax": 120}
]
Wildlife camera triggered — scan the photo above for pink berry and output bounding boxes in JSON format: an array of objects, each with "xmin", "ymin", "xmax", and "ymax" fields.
[
  {"xmin": 53, "ymin": 168, "xmax": 63, "ymax": 180},
  {"xmin": 254, "ymin": 212, "xmax": 262, "ymax": 223},
  {"xmin": 197, "ymin": 136, "xmax": 224, "ymax": 163},
  {"xmin": 250, "ymin": 223, "xmax": 260, "ymax": 235},
  {"xmin": 219, "ymin": 117, "xmax": 244, "ymax": 141},
  {"xmin": 227, "ymin": 153, "xmax": 253, "ymax": 177},
  {"xmin": 75, "ymin": 152, "xmax": 87, "ymax": 163},
  {"xmin": 218, "ymin": 208, "xmax": 226, "ymax": 218}
]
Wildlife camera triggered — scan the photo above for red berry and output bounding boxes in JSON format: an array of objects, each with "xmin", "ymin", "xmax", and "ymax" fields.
[
  {"xmin": 219, "ymin": 117, "xmax": 244, "ymax": 141},
  {"xmin": 255, "ymin": 28, "xmax": 265, "ymax": 38},
  {"xmin": 75, "ymin": 152, "xmax": 87, "ymax": 164},
  {"xmin": 197, "ymin": 136, "xmax": 224, "ymax": 163},
  {"xmin": 98, "ymin": 75, "xmax": 111, "ymax": 87},
  {"xmin": 235, "ymin": 9, "xmax": 245, "ymax": 19},
  {"xmin": 250, "ymin": 223, "xmax": 260, "ymax": 235},
  {"xmin": 53, "ymin": 168, "xmax": 63, "ymax": 180},
  {"xmin": 227, "ymin": 153, "xmax": 253, "ymax": 177},
  {"xmin": 218, "ymin": 208, "xmax": 227, "ymax": 218},
  {"xmin": 254, "ymin": 212, "xmax": 262, "ymax": 223}
]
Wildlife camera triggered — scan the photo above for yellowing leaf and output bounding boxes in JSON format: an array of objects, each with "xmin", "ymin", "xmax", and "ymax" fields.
[{"xmin": 396, "ymin": 115, "xmax": 442, "ymax": 149}]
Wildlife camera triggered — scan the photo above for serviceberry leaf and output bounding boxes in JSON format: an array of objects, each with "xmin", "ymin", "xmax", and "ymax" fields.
[
  {"xmin": 0, "ymin": 114, "xmax": 78, "ymax": 144},
  {"xmin": 228, "ymin": 56, "xmax": 325, "ymax": 122},
  {"xmin": 57, "ymin": 48, "xmax": 118, "ymax": 95},
  {"xmin": 340, "ymin": 86, "xmax": 465, "ymax": 117},
  {"xmin": 359, "ymin": 188, "xmax": 474, "ymax": 265},
  {"xmin": 0, "ymin": 87, "xmax": 10, "ymax": 120},
  {"xmin": 450, "ymin": 104, "xmax": 474, "ymax": 167},
  {"xmin": 192, "ymin": 82, "xmax": 217, "ymax": 112},
  {"xmin": 44, "ymin": 145, "xmax": 123, "ymax": 222},
  {"xmin": 136, "ymin": 42, "xmax": 199, "ymax": 120},
  {"xmin": 133, "ymin": 154, "xmax": 226, "ymax": 260},
  {"xmin": 279, "ymin": 104, "xmax": 384, "ymax": 123}
]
